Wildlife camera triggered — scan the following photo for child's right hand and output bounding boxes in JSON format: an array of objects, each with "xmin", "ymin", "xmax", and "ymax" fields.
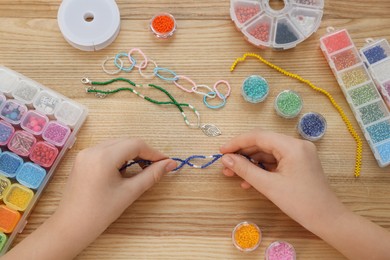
[{"xmin": 219, "ymin": 130, "xmax": 347, "ymax": 231}]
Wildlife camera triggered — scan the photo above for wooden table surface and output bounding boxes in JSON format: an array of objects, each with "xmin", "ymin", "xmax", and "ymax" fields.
[{"xmin": 1, "ymin": 0, "xmax": 390, "ymax": 259}]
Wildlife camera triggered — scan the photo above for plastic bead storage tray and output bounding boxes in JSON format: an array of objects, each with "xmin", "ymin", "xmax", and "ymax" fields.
[
  {"xmin": 230, "ymin": 0, "xmax": 324, "ymax": 50},
  {"xmin": 0, "ymin": 66, "xmax": 88, "ymax": 254},
  {"xmin": 320, "ymin": 29, "xmax": 390, "ymax": 167},
  {"xmin": 359, "ymin": 38, "xmax": 390, "ymax": 109}
]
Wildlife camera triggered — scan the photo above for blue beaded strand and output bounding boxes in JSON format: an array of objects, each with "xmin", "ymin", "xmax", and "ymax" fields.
[{"xmin": 121, "ymin": 154, "xmax": 265, "ymax": 172}]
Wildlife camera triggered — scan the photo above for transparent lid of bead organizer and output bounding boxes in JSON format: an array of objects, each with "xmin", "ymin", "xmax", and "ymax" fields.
[
  {"xmin": 320, "ymin": 27, "xmax": 390, "ymax": 168},
  {"xmin": 230, "ymin": 0, "xmax": 323, "ymax": 50},
  {"xmin": 0, "ymin": 65, "xmax": 88, "ymax": 255}
]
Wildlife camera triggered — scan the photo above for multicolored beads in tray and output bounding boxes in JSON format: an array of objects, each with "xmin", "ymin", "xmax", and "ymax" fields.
[
  {"xmin": 0, "ymin": 66, "xmax": 88, "ymax": 254},
  {"xmin": 320, "ymin": 28, "xmax": 390, "ymax": 167},
  {"xmin": 230, "ymin": 0, "xmax": 324, "ymax": 49}
]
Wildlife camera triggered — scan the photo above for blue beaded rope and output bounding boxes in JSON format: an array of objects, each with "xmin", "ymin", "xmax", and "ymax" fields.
[{"xmin": 120, "ymin": 154, "xmax": 265, "ymax": 172}]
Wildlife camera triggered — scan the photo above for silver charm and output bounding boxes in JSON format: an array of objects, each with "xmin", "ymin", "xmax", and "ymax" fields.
[
  {"xmin": 95, "ymin": 91, "xmax": 109, "ymax": 99},
  {"xmin": 201, "ymin": 124, "xmax": 221, "ymax": 137}
]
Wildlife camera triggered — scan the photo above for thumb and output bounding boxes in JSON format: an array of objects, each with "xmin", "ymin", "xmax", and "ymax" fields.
[
  {"xmin": 221, "ymin": 154, "xmax": 271, "ymax": 190},
  {"xmin": 125, "ymin": 159, "xmax": 177, "ymax": 198}
]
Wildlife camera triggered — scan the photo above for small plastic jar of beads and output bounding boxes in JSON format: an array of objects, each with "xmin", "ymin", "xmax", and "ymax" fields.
[
  {"xmin": 241, "ymin": 75, "xmax": 269, "ymax": 103},
  {"xmin": 265, "ymin": 241, "xmax": 296, "ymax": 260},
  {"xmin": 232, "ymin": 221, "xmax": 262, "ymax": 252},
  {"xmin": 150, "ymin": 12, "xmax": 177, "ymax": 39},
  {"xmin": 297, "ymin": 112, "xmax": 327, "ymax": 141},
  {"xmin": 0, "ymin": 175, "xmax": 11, "ymax": 200},
  {"xmin": 274, "ymin": 90, "xmax": 303, "ymax": 118},
  {"xmin": 0, "ymin": 120, "xmax": 15, "ymax": 146},
  {"xmin": 20, "ymin": 110, "xmax": 49, "ymax": 135},
  {"xmin": 3, "ymin": 183, "xmax": 34, "ymax": 212},
  {"xmin": 0, "ymin": 99, "xmax": 28, "ymax": 125},
  {"xmin": 0, "ymin": 204, "xmax": 20, "ymax": 233}
]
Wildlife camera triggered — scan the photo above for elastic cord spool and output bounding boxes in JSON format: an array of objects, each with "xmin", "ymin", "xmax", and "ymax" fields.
[{"xmin": 58, "ymin": 0, "xmax": 121, "ymax": 51}]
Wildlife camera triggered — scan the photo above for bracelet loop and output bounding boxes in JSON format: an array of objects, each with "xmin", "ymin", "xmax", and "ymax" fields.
[
  {"xmin": 192, "ymin": 85, "xmax": 216, "ymax": 98},
  {"xmin": 154, "ymin": 67, "xmax": 178, "ymax": 81},
  {"xmin": 128, "ymin": 48, "xmax": 148, "ymax": 69},
  {"xmin": 102, "ymin": 56, "xmax": 123, "ymax": 75},
  {"xmin": 173, "ymin": 75, "xmax": 197, "ymax": 93},
  {"xmin": 115, "ymin": 52, "xmax": 136, "ymax": 72},
  {"xmin": 138, "ymin": 59, "xmax": 158, "ymax": 79},
  {"xmin": 203, "ymin": 92, "xmax": 226, "ymax": 109},
  {"xmin": 213, "ymin": 80, "xmax": 231, "ymax": 99}
]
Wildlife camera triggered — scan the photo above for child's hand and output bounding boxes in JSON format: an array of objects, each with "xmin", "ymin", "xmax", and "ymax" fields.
[
  {"xmin": 220, "ymin": 130, "xmax": 346, "ymax": 231},
  {"xmin": 55, "ymin": 138, "xmax": 177, "ymax": 231},
  {"xmin": 4, "ymin": 138, "xmax": 177, "ymax": 260}
]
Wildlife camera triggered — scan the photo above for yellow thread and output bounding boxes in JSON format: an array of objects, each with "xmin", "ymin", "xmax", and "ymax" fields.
[{"xmin": 231, "ymin": 53, "xmax": 363, "ymax": 177}]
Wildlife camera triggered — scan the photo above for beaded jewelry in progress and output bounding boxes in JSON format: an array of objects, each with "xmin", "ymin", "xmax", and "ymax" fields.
[
  {"xmin": 230, "ymin": 52, "xmax": 363, "ymax": 177},
  {"xmin": 120, "ymin": 153, "xmax": 265, "ymax": 172},
  {"xmin": 101, "ymin": 48, "xmax": 232, "ymax": 109},
  {"xmin": 82, "ymin": 77, "xmax": 222, "ymax": 137}
]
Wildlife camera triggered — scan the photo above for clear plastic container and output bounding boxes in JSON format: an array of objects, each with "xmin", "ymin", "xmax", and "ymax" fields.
[
  {"xmin": 320, "ymin": 28, "xmax": 390, "ymax": 167},
  {"xmin": 54, "ymin": 100, "xmax": 84, "ymax": 128},
  {"xmin": 359, "ymin": 38, "xmax": 390, "ymax": 111},
  {"xmin": 274, "ymin": 90, "xmax": 303, "ymax": 118},
  {"xmin": 0, "ymin": 205, "xmax": 20, "ymax": 233},
  {"xmin": 0, "ymin": 99, "xmax": 28, "ymax": 125},
  {"xmin": 0, "ymin": 152, "xmax": 23, "ymax": 178},
  {"xmin": 241, "ymin": 75, "xmax": 269, "ymax": 103},
  {"xmin": 150, "ymin": 12, "xmax": 177, "ymax": 39},
  {"xmin": 8, "ymin": 130, "xmax": 36, "ymax": 157},
  {"xmin": 0, "ymin": 69, "xmax": 19, "ymax": 96},
  {"xmin": 29, "ymin": 141, "xmax": 59, "ymax": 168},
  {"xmin": 0, "ymin": 176, "xmax": 11, "ymax": 200},
  {"xmin": 265, "ymin": 241, "xmax": 296, "ymax": 260},
  {"xmin": 42, "ymin": 121, "xmax": 71, "ymax": 147},
  {"xmin": 230, "ymin": 0, "xmax": 323, "ymax": 50},
  {"xmin": 12, "ymin": 80, "xmax": 40, "ymax": 105},
  {"xmin": 0, "ymin": 65, "xmax": 88, "ymax": 255},
  {"xmin": 20, "ymin": 110, "xmax": 48, "ymax": 135},
  {"xmin": 33, "ymin": 90, "xmax": 61, "ymax": 115},
  {"xmin": 3, "ymin": 184, "xmax": 34, "ymax": 212},
  {"xmin": 0, "ymin": 120, "xmax": 15, "ymax": 146},
  {"xmin": 297, "ymin": 112, "xmax": 327, "ymax": 141},
  {"xmin": 232, "ymin": 221, "xmax": 262, "ymax": 252},
  {"xmin": 16, "ymin": 162, "xmax": 46, "ymax": 190}
]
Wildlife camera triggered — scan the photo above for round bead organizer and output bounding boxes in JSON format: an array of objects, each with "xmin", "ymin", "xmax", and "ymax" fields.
[
  {"xmin": 230, "ymin": 0, "xmax": 324, "ymax": 50},
  {"xmin": 0, "ymin": 66, "xmax": 88, "ymax": 254}
]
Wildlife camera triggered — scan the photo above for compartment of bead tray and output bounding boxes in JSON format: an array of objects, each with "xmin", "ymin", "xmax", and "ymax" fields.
[
  {"xmin": 360, "ymin": 38, "xmax": 390, "ymax": 109},
  {"xmin": 230, "ymin": 0, "xmax": 323, "ymax": 49},
  {"xmin": 0, "ymin": 66, "xmax": 88, "ymax": 254},
  {"xmin": 320, "ymin": 29, "xmax": 390, "ymax": 167}
]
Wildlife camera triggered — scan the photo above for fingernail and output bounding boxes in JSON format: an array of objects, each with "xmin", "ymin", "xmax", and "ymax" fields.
[
  {"xmin": 222, "ymin": 155, "xmax": 234, "ymax": 167},
  {"xmin": 165, "ymin": 161, "xmax": 177, "ymax": 172}
]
